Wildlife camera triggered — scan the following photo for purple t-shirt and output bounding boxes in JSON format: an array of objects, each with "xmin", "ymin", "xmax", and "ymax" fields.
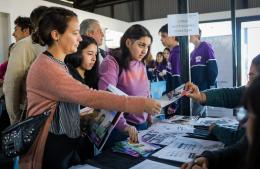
[
  {"xmin": 155, "ymin": 62, "xmax": 167, "ymax": 72},
  {"xmin": 98, "ymin": 55, "xmax": 149, "ymax": 130},
  {"xmin": 168, "ymin": 46, "xmax": 181, "ymax": 76},
  {"xmin": 190, "ymin": 41, "xmax": 215, "ymax": 67}
]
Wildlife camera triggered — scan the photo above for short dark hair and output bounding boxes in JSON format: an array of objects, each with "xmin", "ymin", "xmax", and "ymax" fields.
[
  {"xmin": 32, "ymin": 7, "xmax": 77, "ymax": 46},
  {"xmin": 65, "ymin": 36, "xmax": 99, "ymax": 89},
  {"xmin": 159, "ymin": 24, "xmax": 179, "ymax": 42},
  {"xmin": 252, "ymin": 54, "xmax": 260, "ymax": 73},
  {"xmin": 14, "ymin": 16, "xmax": 33, "ymax": 34},
  {"xmin": 159, "ymin": 24, "xmax": 168, "ymax": 34},
  {"xmin": 164, "ymin": 47, "xmax": 170, "ymax": 53},
  {"xmin": 111, "ymin": 24, "xmax": 153, "ymax": 70},
  {"xmin": 30, "ymin": 6, "xmax": 48, "ymax": 30}
]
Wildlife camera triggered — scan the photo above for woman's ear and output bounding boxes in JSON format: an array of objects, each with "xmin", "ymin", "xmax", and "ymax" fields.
[
  {"xmin": 50, "ymin": 30, "xmax": 60, "ymax": 41},
  {"xmin": 126, "ymin": 39, "xmax": 132, "ymax": 48}
]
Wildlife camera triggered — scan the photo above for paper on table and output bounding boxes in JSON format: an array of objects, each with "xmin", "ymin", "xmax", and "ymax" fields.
[
  {"xmin": 152, "ymin": 136, "xmax": 224, "ymax": 163},
  {"xmin": 129, "ymin": 159, "xmax": 179, "ymax": 169},
  {"xmin": 192, "ymin": 117, "xmax": 239, "ymax": 126},
  {"xmin": 148, "ymin": 122, "xmax": 194, "ymax": 134},
  {"xmin": 139, "ymin": 122, "xmax": 194, "ymax": 146},
  {"xmin": 69, "ymin": 164, "xmax": 100, "ymax": 169}
]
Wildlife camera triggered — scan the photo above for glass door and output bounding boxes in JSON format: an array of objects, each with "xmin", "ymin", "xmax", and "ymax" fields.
[{"xmin": 240, "ymin": 20, "xmax": 260, "ymax": 85}]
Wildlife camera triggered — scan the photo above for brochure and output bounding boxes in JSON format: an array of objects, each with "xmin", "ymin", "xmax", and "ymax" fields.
[
  {"xmin": 152, "ymin": 136, "xmax": 224, "ymax": 163},
  {"xmin": 112, "ymin": 140, "xmax": 161, "ymax": 157},
  {"xmin": 129, "ymin": 159, "xmax": 179, "ymax": 169},
  {"xmin": 81, "ymin": 84, "xmax": 127, "ymax": 151},
  {"xmin": 156, "ymin": 84, "xmax": 186, "ymax": 107}
]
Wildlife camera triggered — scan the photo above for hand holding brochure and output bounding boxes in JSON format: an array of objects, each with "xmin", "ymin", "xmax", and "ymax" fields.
[{"xmin": 156, "ymin": 84, "xmax": 187, "ymax": 107}]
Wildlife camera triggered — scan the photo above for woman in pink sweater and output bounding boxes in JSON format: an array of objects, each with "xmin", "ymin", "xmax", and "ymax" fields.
[
  {"xmin": 19, "ymin": 7, "xmax": 161, "ymax": 169},
  {"xmin": 99, "ymin": 24, "xmax": 153, "ymax": 144}
]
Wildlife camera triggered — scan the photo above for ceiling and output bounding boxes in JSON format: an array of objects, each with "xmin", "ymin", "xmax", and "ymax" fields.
[{"xmin": 44, "ymin": 0, "xmax": 260, "ymax": 22}]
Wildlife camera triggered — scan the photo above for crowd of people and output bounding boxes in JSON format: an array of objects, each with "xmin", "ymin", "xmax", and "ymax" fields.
[{"xmin": 0, "ymin": 5, "xmax": 259, "ymax": 169}]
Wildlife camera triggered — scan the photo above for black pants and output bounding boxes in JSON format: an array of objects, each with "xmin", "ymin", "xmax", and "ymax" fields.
[{"xmin": 42, "ymin": 133, "xmax": 81, "ymax": 169}]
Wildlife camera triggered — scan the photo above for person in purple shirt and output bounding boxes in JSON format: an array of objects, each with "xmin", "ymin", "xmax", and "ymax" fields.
[
  {"xmin": 159, "ymin": 24, "xmax": 181, "ymax": 117},
  {"xmin": 99, "ymin": 24, "xmax": 153, "ymax": 144},
  {"xmin": 155, "ymin": 51, "xmax": 167, "ymax": 81},
  {"xmin": 190, "ymin": 28, "xmax": 218, "ymax": 116}
]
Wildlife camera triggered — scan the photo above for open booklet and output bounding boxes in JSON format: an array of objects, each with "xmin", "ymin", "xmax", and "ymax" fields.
[
  {"xmin": 156, "ymin": 84, "xmax": 186, "ymax": 107},
  {"xmin": 80, "ymin": 84, "xmax": 127, "ymax": 151}
]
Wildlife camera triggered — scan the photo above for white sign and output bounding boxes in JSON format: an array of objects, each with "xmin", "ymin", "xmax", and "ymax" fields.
[{"xmin": 167, "ymin": 13, "xmax": 199, "ymax": 36}]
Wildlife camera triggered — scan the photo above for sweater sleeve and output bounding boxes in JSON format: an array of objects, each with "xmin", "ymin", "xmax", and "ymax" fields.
[
  {"xmin": 211, "ymin": 125, "xmax": 246, "ymax": 145},
  {"xmin": 27, "ymin": 55, "xmax": 146, "ymax": 115},
  {"xmin": 203, "ymin": 86, "xmax": 246, "ymax": 108},
  {"xmin": 98, "ymin": 56, "xmax": 130, "ymax": 130},
  {"xmin": 98, "ymin": 56, "xmax": 119, "ymax": 90},
  {"xmin": 201, "ymin": 136, "xmax": 248, "ymax": 169}
]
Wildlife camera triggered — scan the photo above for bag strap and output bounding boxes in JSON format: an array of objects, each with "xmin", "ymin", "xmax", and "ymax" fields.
[{"xmin": 19, "ymin": 102, "xmax": 59, "ymax": 169}]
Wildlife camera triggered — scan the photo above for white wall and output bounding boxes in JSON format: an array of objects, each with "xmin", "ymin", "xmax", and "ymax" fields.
[
  {"xmin": 0, "ymin": 0, "xmax": 130, "ymax": 60},
  {"xmin": 131, "ymin": 7, "xmax": 260, "ymax": 57},
  {"xmin": 0, "ymin": 12, "xmax": 10, "ymax": 62}
]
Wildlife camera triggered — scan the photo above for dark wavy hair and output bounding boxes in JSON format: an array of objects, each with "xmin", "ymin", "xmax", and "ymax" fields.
[
  {"xmin": 243, "ymin": 75, "xmax": 260, "ymax": 169},
  {"xmin": 65, "ymin": 35, "xmax": 99, "ymax": 89},
  {"xmin": 14, "ymin": 16, "xmax": 33, "ymax": 34},
  {"xmin": 32, "ymin": 7, "xmax": 77, "ymax": 46},
  {"xmin": 110, "ymin": 24, "xmax": 153, "ymax": 71}
]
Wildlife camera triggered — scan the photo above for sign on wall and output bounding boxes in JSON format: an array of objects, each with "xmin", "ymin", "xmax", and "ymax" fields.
[{"xmin": 167, "ymin": 13, "xmax": 199, "ymax": 36}]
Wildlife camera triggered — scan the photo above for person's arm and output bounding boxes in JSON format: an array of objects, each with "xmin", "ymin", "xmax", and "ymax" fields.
[
  {"xmin": 201, "ymin": 136, "xmax": 248, "ymax": 169},
  {"xmin": 29, "ymin": 58, "xmax": 160, "ymax": 115},
  {"xmin": 181, "ymin": 136, "xmax": 248, "ymax": 169},
  {"xmin": 205, "ymin": 44, "xmax": 218, "ymax": 88},
  {"xmin": 168, "ymin": 52, "xmax": 181, "ymax": 91},
  {"xmin": 204, "ymin": 86, "xmax": 246, "ymax": 108},
  {"xmin": 184, "ymin": 82, "xmax": 246, "ymax": 108},
  {"xmin": 98, "ymin": 56, "xmax": 119, "ymax": 90}
]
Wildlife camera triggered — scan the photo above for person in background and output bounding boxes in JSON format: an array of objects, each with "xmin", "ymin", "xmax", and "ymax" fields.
[
  {"xmin": 12, "ymin": 16, "xmax": 32, "ymax": 42},
  {"xmin": 154, "ymin": 51, "xmax": 166, "ymax": 81},
  {"xmin": 159, "ymin": 24, "xmax": 181, "ymax": 92},
  {"xmin": 19, "ymin": 7, "xmax": 160, "ymax": 169},
  {"xmin": 144, "ymin": 53, "xmax": 155, "ymax": 81},
  {"xmin": 159, "ymin": 24, "xmax": 181, "ymax": 116},
  {"xmin": 99, "ymin": 24, "xmax": 154, "ymax": 144},
  {"xmin": 181, "ymin": 75, "xmax": 260, "ymax": 169},
  {"xmin": 64, "ymin": 35, "xmax": 99, "ymax": 160},
  {"xmin": 0, "ymin": 43, "xmax": 15, "ymax": 134},
  {"xmin": 190, "ymin": 28, "xmax": 218, "ymax": 117},
  {"xmin": 65, "ymin": 35, "xmax": 99, "ymax": 90},
  {"xmin": 3, "ymin": 6, "xmax": 48, "ymax": 124},
  {"xmin": 184, "ymin": 54, "xmax": 260, "ymax": 145},
  {"xmin": 80, "ymin": 19, "xmax": 105, "ymax": 64},
  {"xmin": 163, "ymin": 47, "xmax": 171, "ymax": 70}
]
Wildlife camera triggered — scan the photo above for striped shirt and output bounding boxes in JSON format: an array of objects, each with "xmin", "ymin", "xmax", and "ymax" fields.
[{"xmin": 49, "ymin": 102, "xmax": 80, "ymax": 138}]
